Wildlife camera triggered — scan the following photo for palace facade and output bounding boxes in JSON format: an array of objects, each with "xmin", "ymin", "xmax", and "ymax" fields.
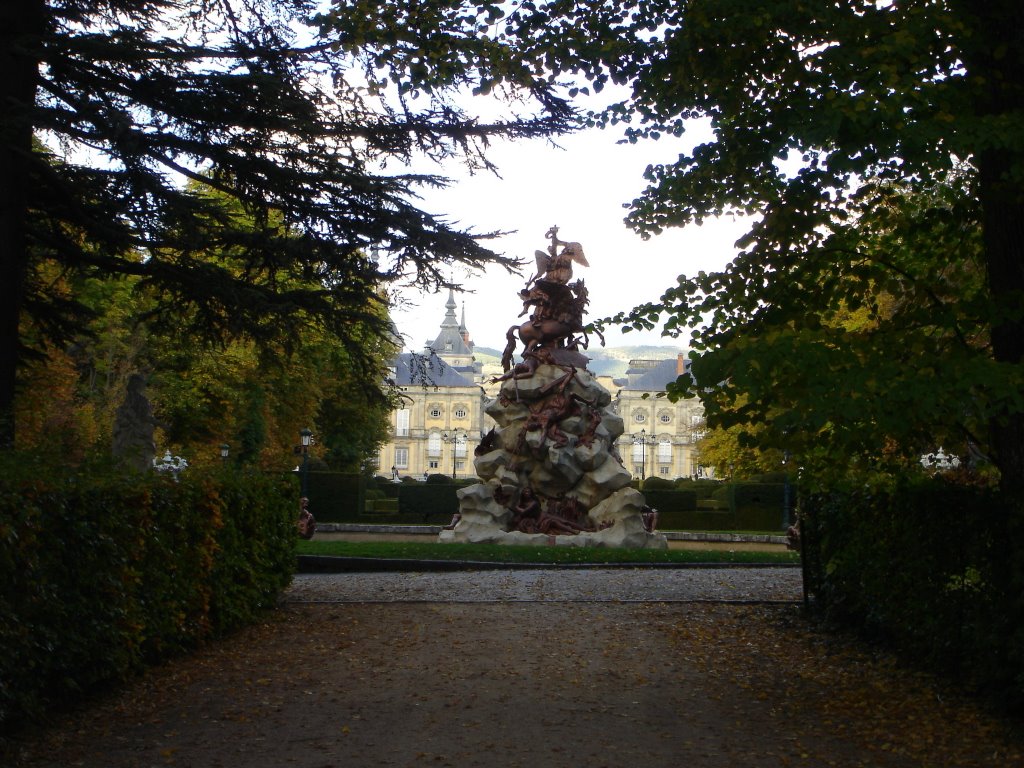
[
  {"xmin": 376, "ymin": 290, "xmax": 487, "ymax": 480},
  {"xmin": 613, "ymin": 356, "xmax": 710, "ymax": 480},
  {"xmin": 375, "ymin": 291, "xmax": 708, "ymax": 481}
]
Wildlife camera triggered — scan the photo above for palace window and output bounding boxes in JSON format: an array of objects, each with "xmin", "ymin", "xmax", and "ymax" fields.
[
  {"xmin": 396, "ymin": 409, "xmax": 410, "ymax": 437},
  {"xmin": 634, "ymin": 412, "xmax": 647, "ymax": 424},
  {"xmin": 427, "ymin": 432, "xmax": 442, "ymax": 457},
  {"xmin": 454, "ymin": 407, "xmax": 467, "ymax": 419},
  {"xmin": 429, "ymin": 407, "xmax": 442, "ymax": 418},
  {"xmin": 394, "ymin": 447, "xmax": 409, "ymax": 469},
  {"xmin": 658, "ymin": 439, "xmax": 672, "ymax": 463}
]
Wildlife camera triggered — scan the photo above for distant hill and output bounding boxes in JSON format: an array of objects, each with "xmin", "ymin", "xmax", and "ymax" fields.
[{"xmin": 474, "ymin": 345, "xmax": 687, "ymax": 379}]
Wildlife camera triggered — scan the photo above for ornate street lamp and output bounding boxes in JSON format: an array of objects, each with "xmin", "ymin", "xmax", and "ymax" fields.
[
  {"xmin": 219, "ymin": 443, "xmax": 230, "ymax": 464},
  {"xmin": 920, "ymin": 446, "xmax": 961, "ymax": 472},
  {"xmin": 153, "ymin": 450, "xmax": 188, "ymax": 481},
  {"xmin": 441, "ymin": 429, "xmax": 466, "ymax": 480},
  {"xmin": 299, "ymin": 428, "xmax": 313, "ymax": 497},
  {"xmin": 632, "ymin": 428, "xmax": 651, "ymax": 480}
]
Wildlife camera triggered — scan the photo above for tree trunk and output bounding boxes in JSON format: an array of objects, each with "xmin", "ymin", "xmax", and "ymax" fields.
[
  {"xmin": 959, "ymin": 0, "xmax": 1024, "ymax": 686},
  {"xmin": 980, "ymin": 152, "xmax": 1024, "ymax": 496},
  {"xmin": 0, "ymin": 0, "xmax": 45, "ymax": 448},
  {"xmin": 959, "ymin": 0, "xmax": 1024, "ymax": 496}
]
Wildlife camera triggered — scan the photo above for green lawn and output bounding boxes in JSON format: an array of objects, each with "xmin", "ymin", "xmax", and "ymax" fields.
[{"xmin": 295, "ymin": 539, "xmax": 800, "ymax": 565}]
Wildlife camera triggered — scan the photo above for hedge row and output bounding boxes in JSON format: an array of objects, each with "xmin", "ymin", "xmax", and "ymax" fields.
[
  {"xmin": 803, "ymin": 477, "xmax": 1024, "ymax": 708},
  {"xmin": 303, "ymin": 471, "xmax": 365, "ymax": 523},
  {"xmin": 0, "ymin": 457, "xmax": 296, "ymax": 728},
  {"xmin": 304, "ymin": 472, "xmax": 786, "ymax": 531},
  {"xmin": 642, "ymin": 484, "xmax": 789, "ymax": 531}
]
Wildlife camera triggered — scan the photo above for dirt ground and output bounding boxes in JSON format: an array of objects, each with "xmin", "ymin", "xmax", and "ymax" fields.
[{"xmin": 6, "ymin": 599, "xmax": 1023, "ymax": 768}]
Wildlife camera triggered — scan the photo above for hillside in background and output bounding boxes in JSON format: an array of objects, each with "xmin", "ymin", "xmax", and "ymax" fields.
[{"xmin": 474, "ymin": 345, "xmax": 687, "ymax": 379}]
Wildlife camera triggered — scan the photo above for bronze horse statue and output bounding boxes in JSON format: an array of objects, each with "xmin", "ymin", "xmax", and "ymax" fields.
[
  {"xmin": 501, "ymin": 316, "xmax": 587, "ymax": 373},
  {"xmin": 500, "ymin": 279, "xmax": 602, "ymax": 372}
]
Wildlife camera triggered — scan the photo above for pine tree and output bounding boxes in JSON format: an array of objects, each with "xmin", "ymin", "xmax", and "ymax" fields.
[{"xmin": 0, "ymin": 0, "xmax": 574, "ymax": 446}]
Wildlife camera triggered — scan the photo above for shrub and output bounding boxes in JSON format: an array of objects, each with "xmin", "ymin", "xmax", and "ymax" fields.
[
  {"xmin": 641, "ymin": 476, "xmax": 674, "ymax": 491},
  {"xmin": 803, "ymin": 476, "xmax": 1022, "ymax": 708},
  {"xmin": 0, "ymin": 454, "xmax": 295, "ymax": 729}
]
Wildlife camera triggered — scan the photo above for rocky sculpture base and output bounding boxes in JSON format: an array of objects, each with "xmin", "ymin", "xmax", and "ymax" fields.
[{"xmin": 439, "ymin": 363, "xmax": 667, "ymax": 550}]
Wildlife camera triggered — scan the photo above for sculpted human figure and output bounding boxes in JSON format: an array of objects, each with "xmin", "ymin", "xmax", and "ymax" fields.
[
  {"xmin": 538, "ymin": 497, "xmax": 593, "ymax": 535},
  {"xmin": 297, "ymin": 497, "xmax": 316, "ymax": 539},
  {"xmin": 641, "ymin": 505, "xmax": 659, "ymax": 533},
  {"xmin": 508, "ymin": 487, "xmax": 543, "ymax": 534}
]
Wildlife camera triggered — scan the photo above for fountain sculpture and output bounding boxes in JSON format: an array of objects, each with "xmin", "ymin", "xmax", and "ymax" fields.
[{"xmin": 439, "ymin": 227, "xmax": 667, "ymax": 549}]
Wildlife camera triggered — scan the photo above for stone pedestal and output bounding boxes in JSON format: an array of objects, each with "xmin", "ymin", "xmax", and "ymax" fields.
[{"xmin": 440, "ymin": 364, "xmax": 666, "ymax": 550}]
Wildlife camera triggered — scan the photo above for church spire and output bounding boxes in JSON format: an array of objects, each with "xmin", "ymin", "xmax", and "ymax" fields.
[
  {"xmin": 459, "ymin": 301, "xmax": 472, "ymax": 345},
  {"xmin": 441, "ymin": 288, "xmax": 459, "ymax": 329}
]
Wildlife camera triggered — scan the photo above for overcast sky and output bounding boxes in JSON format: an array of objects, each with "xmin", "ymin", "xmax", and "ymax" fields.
[{"xmin": 388, "ymin": 123, "xmax": 751, "ymax": 354}]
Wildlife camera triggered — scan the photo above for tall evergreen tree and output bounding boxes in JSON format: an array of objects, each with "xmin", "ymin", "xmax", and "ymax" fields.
[{"xmin": 0, "ymin": 0, "xmax": 574, "ymax": 446}]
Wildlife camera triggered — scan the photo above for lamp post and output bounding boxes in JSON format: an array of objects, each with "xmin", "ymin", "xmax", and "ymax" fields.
[
  {"xmin": 782, "ymin": 449, "xmax": 792, "ymax": 531},
  {"xmin": 441, "ymin": 429, "xmax": 465, "ymax": 480},
  {"xmin": 219, "ymin": 443, "xmax": 230, "ymax": 465},
  {"xmin": 299, "ymin": 428, "xmax": 313, "ymax": 497}
]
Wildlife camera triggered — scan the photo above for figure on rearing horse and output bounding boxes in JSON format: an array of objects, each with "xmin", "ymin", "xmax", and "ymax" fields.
[{"xmin": 500, "ymin": 227, "xmax": 604, "ymax": 373}]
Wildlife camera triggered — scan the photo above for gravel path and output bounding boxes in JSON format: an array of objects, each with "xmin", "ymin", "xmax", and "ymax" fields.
[
  {"xmin": 284, "ymin": 566, "xmax": 804, "ymax": 604},
  {"xmin": 12, "ymin": 567, "xmax": 1023, "ymax": 768}
]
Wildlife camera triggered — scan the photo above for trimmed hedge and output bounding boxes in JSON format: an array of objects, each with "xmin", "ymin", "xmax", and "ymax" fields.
[
  {"xmin": 712, "ymin": 482, "xmax": 788, "ymax": 530},
  {"xmin": 304, "ymin": 471, "xmax": 364, "ymax": 523},
  {"xmin": 0, "ymin": 456, "xmax": 295, "ymax": 728},
  {"xmin": 673, "ymin": 478, "xmax": 722, "ymax": 499},
  {"xmin": 398, "ymin": 483, "xmax": 460, "ymax": 519},
  {"xmin": 803, "ymin": 477, "xmax": 1023, "ymax": 709},
  {"xmin": 641, "ymin": 489, "xmax": 697, "ymax": 514},
  {"xmin": 301, "ymin": 473, "xmax": 788, "ymax": 531}
]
